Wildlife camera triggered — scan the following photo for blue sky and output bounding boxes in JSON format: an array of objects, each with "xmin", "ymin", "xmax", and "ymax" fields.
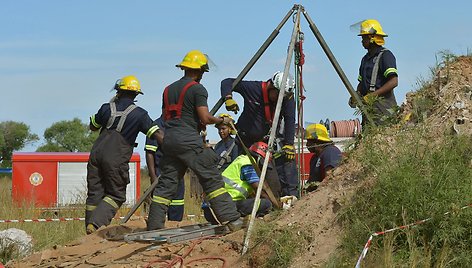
[{"xmin": 1, "ymin": 1, "xmax": 471, "ymax": 155}]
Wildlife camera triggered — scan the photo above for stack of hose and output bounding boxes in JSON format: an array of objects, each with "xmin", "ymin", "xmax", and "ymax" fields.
[{"xmin": 328, "ymin": 118, "xmax": 361, "ymax": 138}]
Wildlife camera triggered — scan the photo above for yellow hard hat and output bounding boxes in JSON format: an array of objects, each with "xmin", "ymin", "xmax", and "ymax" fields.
[
  {"xmin": 114, "ymin": 75, "xmax": 143, "ymax": 94},
  {"xmin": 215, "ymin": 113, "xmax": 236, "ymax": 134},
  {"xmin": 358, "ymin": 19, "xmax": 388, "ymax": 37},
  {"xmin": 305, "ymin": 124, "xmax": 331, "ymax": 142},
  {"xmin": 176, "ymin": 50, "xmax": 209, "ymax": 72}
]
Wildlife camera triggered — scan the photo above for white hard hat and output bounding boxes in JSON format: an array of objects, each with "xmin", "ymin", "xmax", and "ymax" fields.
[{"xmin": 271, "ymin": 71, "xmax": 295, "ymax": 94}]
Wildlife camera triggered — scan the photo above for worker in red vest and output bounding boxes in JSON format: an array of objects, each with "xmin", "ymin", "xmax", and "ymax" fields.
[
  {"xmin": 220, "ymin": 72, "xmax": 298, "ymax": 198},
  {"xmin": 86, "ymin": 75, "xmax": 162, "ymax": 234},
  {"xmin": 147, "ymin": 50, "xmax": 243, "ymax": 231}
]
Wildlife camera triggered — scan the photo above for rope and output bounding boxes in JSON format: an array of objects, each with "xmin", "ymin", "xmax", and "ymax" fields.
[{"xmin": 0, "ymin": 216, "xmax": 124, "ymax": 223}]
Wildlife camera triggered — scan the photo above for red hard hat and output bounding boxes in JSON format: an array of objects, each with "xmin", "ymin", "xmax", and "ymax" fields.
[{"xmin": 249, "ymin": 142, "xmax": 270, "ymax": 160}]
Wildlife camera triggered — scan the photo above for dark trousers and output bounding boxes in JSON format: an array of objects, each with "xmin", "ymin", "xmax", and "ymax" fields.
[
  {"xmin": 154, "ymin": 165, "xmax": 185, "ymax": 221},
  {"xmin": 147, "ymin": 146, "xmax": 240, "ymax": 230},
  {"xmin": 167, "ymin": 178, "xmax": 185, "ymax": 221},
  {"xmin": 86, "ymin": 130, "xmax": 133, "ymax": 229},
  {"xmin": 275, "ymin": 157, "xmax": 299, "ymax": 198}
]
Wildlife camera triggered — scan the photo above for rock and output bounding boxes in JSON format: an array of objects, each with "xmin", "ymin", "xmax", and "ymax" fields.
[{"xmin": 0, "ymin": 228, "xmax": 33, "ymax": 258}]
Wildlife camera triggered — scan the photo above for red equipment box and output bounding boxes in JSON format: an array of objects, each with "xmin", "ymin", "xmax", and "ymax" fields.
[
  {"xmin": 296, "ymin": 152, "xmax": 314, "ymax": 181},
  {"xmin": 12, "ymin": 152, "xmax": 141, "ymax": 207}
]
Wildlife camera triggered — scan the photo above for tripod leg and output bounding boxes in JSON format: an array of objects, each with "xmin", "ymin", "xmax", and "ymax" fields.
[
  {"xmin": 209, "ymin": 6, "xmax": 297, "ymax": 115},
  {"xmin": 242, "ymin": 4, "xmax": 303, "ymax": 255}
]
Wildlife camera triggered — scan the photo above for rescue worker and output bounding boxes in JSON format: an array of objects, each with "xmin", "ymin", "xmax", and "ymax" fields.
[
  {"xmin": 203, "ymin": 142, "xmax": 274, "ymax": 224},
  {"xmin": 214, "ymin": 113, "xmax": 238, "ymax": 171},
  {"xmin": 221, "ymin": 72, "xmax": 298, "ymax": 198},
  {"xmin": 304, "ymin": 124, "xmax": 342, "ymax": 192},
  {"xmin": 147, "ymin": 50, "xmax": 242, "ymax": 231},
  {"xmin": 86, "ymin": 75, "xmax": 162, "ymax": 234},
  {"xmin": 145, "ymin": 116, "xmax": 184, "ymax": 221},
  {"xmin": 349, "ymin": 19, "xmax": 399, "ymax": 125}
]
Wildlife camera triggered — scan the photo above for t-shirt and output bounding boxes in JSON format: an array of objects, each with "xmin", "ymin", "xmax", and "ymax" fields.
[
  {"xmin": 240, "ymin": 165, "xmax": 260, "ymax": 185},
  {"xmin": 308, "ymin": 144, "xmax": 342, "ymax": 183},
  {"xmin": 358, "ymin": 46, "xmax": 398, "ymax": 96},
  {"xmin": 162, "ymin": 76, "xmax": 208, "ymax": 132}
]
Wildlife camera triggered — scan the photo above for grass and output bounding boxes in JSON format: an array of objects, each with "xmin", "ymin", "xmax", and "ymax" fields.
[
  {"xmin": 248, "ymin": 220, "xmax": 310, "ymax": 268},
  {"xmin": 329, "ymin": 126, "xmax": 472, "ymax": 267},
  {"xmin": 0, "ymin": 169, "xmax": 205, "ymax": 264},
  {"xmin": 0, "ymin": 176, "xmax": 85, "ymax": 264}
]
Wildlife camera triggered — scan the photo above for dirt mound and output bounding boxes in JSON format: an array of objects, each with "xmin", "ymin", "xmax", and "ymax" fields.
[{"xmin": 403, "ymin": 56, "xmax": 472, "ymax": 135}]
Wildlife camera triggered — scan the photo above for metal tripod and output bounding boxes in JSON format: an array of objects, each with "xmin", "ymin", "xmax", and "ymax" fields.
[{"xmin": 234, "ymin": 4, "xmax": 375, "ymax": 255}]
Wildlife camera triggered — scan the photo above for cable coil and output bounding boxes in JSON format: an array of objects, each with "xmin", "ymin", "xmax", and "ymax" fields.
[{"xmin": 329, "ymin": 118, "xmax": 361, "ymax": 138}]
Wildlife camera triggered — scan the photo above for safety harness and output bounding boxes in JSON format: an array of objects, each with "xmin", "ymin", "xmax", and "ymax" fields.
[
  {"xmin": 369, "ymin": 48, "xmax": 387, "ymax": 92},
  {"xmin": 105, "ymin": 101, "xmax": 137, "ymax": 132},
  {"xmin": 261, "ymin": 81, "xmax": 274, "ymax": 123},
  {"xmin": 163, "ymin": 81, "xmax": 198, "ymax": 120}
]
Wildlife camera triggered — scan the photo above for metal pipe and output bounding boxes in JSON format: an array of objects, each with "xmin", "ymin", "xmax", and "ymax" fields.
[
  {"xmin": 242, "ymin": 4, "xmax": 302, "ymax": 255},
  {"xmin": 301, "ymin": 8, "xmax": 376, "ymax": 126},
  {"xmin": 209, "ymin": 6, "xmax": 297, "ymax": 115}
]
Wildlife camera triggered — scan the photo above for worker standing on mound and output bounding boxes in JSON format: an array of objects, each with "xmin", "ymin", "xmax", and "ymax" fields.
[
  {"xmin": 220, "ymin": 72, "xmax": 297, "ymax": 198},
  {"xmin": 349, "ymin": 19, "xmax": 399, "ymax": 125},
  {"xmin": 147, "ymin": 50, "xmax": 242, "ymax": 231},
  {"xmin": 86, "ymin": 75, "xmax": 162, "ymax": 234}
]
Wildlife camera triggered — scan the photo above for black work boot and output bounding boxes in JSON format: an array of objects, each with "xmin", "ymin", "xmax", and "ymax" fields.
[
  {"xmin": 226, "ymin": 218, "xmax": 244, "ymax": 232},
  {"xmin": 147, "ymin": 202, "xmax": 167, "ymax": 230}
]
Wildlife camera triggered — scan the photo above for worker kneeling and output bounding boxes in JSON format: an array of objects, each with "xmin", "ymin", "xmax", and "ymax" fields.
[{"xmin": 203, "ymin": 142, "xmax": 273, "ymax": 224}]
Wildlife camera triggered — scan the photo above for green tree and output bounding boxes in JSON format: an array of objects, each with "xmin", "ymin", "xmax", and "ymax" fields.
[
  {"xmin": 36, "ymin": 118, "xmax": 98, "ymax": 152},
  {"xmin": 0, "ymin": 121, "xmax": 39, "ymax": 167}
]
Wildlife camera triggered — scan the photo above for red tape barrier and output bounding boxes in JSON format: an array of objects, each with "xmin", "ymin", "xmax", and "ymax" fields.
[
  {"xmin": 0, "ymin": 216, "xmax": 124, "ymax": 224},
  {"xmin": 355, "ymin": 204, "xmax": 472, "ymax": 268}
]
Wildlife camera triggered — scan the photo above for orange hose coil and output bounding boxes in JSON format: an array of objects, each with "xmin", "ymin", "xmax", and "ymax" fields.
[{"xmin": 329, "ymin": 119, "xmax": 361, "ymax": 138}]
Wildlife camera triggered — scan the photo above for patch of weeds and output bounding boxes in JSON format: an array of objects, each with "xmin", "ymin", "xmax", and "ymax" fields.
[
  {"xmin": 249, "ymin": 222, "xmax": 308, "ymax": 268},
  {"xmin": 0, "ymin": 237, "xmax": 19, "ymax": 264}
]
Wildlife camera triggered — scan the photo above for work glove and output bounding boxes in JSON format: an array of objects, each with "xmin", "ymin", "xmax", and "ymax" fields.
[
  {"xmin": 280, "ymin": 195, "xmax": 298, "ymax": 210},
  {"xmin": 225, "ymin": 98, "xmax": 239, "ymax": 114},
  {"xmin": 282, "ymin": 144, "xmax": 295, "ymax": 161},
  {"xmin": 363, "ymin": 94, "xmax": 377, "ymax": 105}
]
